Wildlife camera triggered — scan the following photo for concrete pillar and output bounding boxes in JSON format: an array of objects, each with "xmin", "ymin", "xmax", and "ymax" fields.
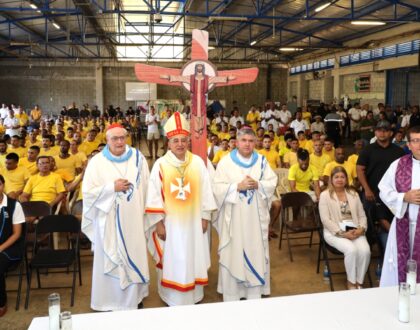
[
  {"xmin": 297, "ymin": 74, "xmax": 307, "ymax": 107},
  {"xmin": 323, "ymin": 71, "xmax": 334, "ymax": 104},
  {"xmin": 95, "ymin": 64, "xmax": 104, "ymax": 113},
  {"xmin": 332, "ymin": 71, "xmax": 341, "ymax": 103}
]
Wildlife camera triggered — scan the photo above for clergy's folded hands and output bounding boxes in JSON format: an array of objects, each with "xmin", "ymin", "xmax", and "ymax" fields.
[
  {"xmin": 114, "ymin": 179, "xmax": 131, "ymax": 192},
  {"xmin": 403, "ymin": 189, "xmax": 420, "ymax": 205},
  {"xmin": 237, "ymin": 175, "xmax": 258, "ymax": 191}
]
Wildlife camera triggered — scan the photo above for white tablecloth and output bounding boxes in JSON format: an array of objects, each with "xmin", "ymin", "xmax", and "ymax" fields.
[{"xmin": 29, "ymin": 286, "xmax": 419, "ymax": 330}]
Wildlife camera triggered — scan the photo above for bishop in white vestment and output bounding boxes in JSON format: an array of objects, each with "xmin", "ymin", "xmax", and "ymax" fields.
[
  {"xmin": 82, "ymin": 124, "xmax": 150, "ymax": 311},
  {"xmin": 145, "ymin": 112, "xmax": 217, "ymax": 306},
  {"xmin": 213, "ymin": 127, "xmax": 277, "ymax": 301},
  {"xmin": 379, "ymin": 126, "xmax": 420, "ymax": 286}
]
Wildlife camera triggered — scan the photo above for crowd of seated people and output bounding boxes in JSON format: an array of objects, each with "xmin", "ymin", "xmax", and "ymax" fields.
[{"xmin": 0, "ymin": 99, "xmax": 417, "ymax": 304}]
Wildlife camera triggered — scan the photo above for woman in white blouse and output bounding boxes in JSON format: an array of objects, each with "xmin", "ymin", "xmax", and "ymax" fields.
[{"xmin": 319, "ymin": 166, "xmax": 371, "ymax": 290}]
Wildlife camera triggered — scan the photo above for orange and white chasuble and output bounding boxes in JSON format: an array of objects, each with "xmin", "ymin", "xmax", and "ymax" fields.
[{"xmin": 145, "ymin": 150, "xmax": 217, "ymax": 305}]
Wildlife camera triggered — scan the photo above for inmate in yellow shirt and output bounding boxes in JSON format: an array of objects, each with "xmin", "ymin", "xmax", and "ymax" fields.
[
  {"xmin": 258, "ymin": 149, "xmax": 279, "ymax": 170},
  {"xmin": 1, "ymin": 166, "xmax": 30, "ymax": 194},
  {"xmin": 23, "ymin": 172, "xmax": 66, "ymax": 204},
  {"xmin": 323, "ymin": 161, "xmax": 356, "ymax": 184},
  {"xmin": 54, "ymin": 154, "xmax": 81, "ymax": 182},
  {"xmin": 212, "ymin": 149, "xmax": 230, "ymax": 165},
  {"xmin": 288, "ymin": 164, "xmax": 319, "ymax": 192},
  {"xmin": 283, "ymin": 151, "xmax": 298, "ymax": 167},
  {"xmin": 19, "ymin": 157, "xmax": 38, "ymax": 175},
  {"xmin": 309, "ymin": 153, "xmax": 331, "ymax": 177}
]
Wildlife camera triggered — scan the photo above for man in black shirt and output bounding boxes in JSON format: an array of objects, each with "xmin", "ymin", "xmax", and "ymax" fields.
[
  {"xmin": 126, "ymin": 107, "xmax": 135, "ymax": 116},
  {"xmin": 91, "ymin": 105, "xmax": 101, "ymax": 118},
  {"xmin": 60, "ymin": 106, "xmax": 68, "ymax": 116},
  {"xmin": 67, "ymin": 102, "xmax": 80, "ymax": 119},
  {"xmin": 80, "ymin": 105, "xmax": 90, "ymax": 118},
  {"xmin": 409, "ymin": 105, "xmax": 420, "ymax": 128},
  {"xmin": 356, "ymin": 120, "xmax": 405, "ymax": 249},
  {"xmin": 115, "ymin": 107, "xmax": 124, "ymax": 118},
  {"xmin": 107, "ymin": 106, "xmax": 117, "ymax": 118}
]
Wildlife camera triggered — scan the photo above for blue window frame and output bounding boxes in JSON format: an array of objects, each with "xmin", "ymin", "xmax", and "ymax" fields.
[{"xmin": 339, "ymin": 39, "xmax": 419, "ymax": 67}]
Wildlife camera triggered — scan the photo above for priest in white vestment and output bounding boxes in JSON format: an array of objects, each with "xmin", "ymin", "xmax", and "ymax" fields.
[
  {"xmin": 82, "ymin": 123, "xmax": 150, "ymax": 311},
  {"xmin": 145, "ymin": 112, "xmax": 217, "ymax": 306},
  {"xmin": 379, "ymin": 126, "xmax": 420, "ymax": 286},
  {"xmin": 213, "ymin": 127, "xmax": 277, "ymax": 301}
]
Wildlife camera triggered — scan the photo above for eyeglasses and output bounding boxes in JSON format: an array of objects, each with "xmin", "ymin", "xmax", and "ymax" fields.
[
  {"xmin": 409, "ymin": 138, "xmax": 420, "ymax": 144},
  {"xmin": 110, "ymin": 135, "xmax": 127, "ymax": 142}
]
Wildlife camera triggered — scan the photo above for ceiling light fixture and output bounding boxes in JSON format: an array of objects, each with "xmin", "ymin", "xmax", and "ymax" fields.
[
  {"xmin": 52, "ymin": 22, "xmax": 60, "ymax": 29},
  {"xmin": 30, "ymin": 3, "xmax": 41, "ymax": 13},
  {"xmin": 315, "ymin": 2, "xmax": 332, "ymax": 13},
  {"xmin": 351, "ymin": 21, "xmax": 386, "ymax": 26},
  {"xmin": 208, "ymin": 16, "xmax": 248, "ymax": 22},
  {"xmin": 250, "ymin": 40, "xmax": 257, "ymax": 46},
  {"xmin": 279, "ymin": 47, "xmax": 303, "ymax": 51},
  {"xmin": 208, "ymin": 46, "xmax": 215, "ymax": 50}
]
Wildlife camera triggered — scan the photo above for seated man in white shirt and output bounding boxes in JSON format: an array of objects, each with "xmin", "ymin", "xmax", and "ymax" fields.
[
  {"xmin": 228, "ymin": 108, "xmax": 244, "ymax": 127},
  {"xmin": 290, "ymin": 110, "xmax": 309, "ymax": 137}
]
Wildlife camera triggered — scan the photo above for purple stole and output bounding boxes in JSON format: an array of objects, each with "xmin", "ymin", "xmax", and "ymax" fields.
[{"xmin": 395, "ymin": 154, "xmax": 420, "ymax": 283}]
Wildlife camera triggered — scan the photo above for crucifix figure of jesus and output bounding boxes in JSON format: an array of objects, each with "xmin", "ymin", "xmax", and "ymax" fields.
[{"xmin": 135, "ymin": 29, "xmax": 259, "ymax": 164}]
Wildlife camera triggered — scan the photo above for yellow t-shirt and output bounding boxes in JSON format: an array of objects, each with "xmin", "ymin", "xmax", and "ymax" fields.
[
  {"xmin": 323, "ymin": 148, "xmax": 335, "ymax": 161},
  {"xmin": 126, "ymin": 135, "xmax": 133, "ymax": 147},
  {"xmin": 15, "ymin": 112, "xmax": 29, "ymax": 126},
  {"xmin": 278, "ymin": 146, "xmax": 290, "ymax": 159},
  {"xmin": 72, "ymin": 151, "xmax": 88, "ymax": 167},
  {"xmin": 79, "ymin": 141, "xmax": 99, "ymax": 156},
  {"xmin": 54, "ymin": 170, "xmax": 74, "ymax": 183},
  {"xmin": 269, "ymin": 139, "xmax": 279, "ymax": 152},
  {"xmin": 283, "ymin": 151, "xmax": 298, "ymax": 167},
  {"xmin": 298, "ymin": 139, "xmax": 308, "ymax": 149},
  {"xmin": 347, "ymin": 154, "xmax": 358, "ymax": 167},
  {"xmin": 212, "ymin": 149, "xmax": 230, "ymax": 164},
  {"xmin": 160, "ymin": 110, "xmax": 167, "ymax": 120},
  {"xmin": 288, "ymin": 164, "xmax": 319, "ymax": 192},
  {"xmin": 39, "ymin": 147, "xmax": 60, "ymax": 157},
  {"xmin": 323, "ymin": 161, "xmax": 356, "ymax": 184},
  {"xmin": 302, "ymin": 112, "xmax": 312, "ymax": 127},
  {"xmin": 23, "ymin": 172, "xmax": 66, "ymax": 204},
  {"xmin": 26, "ymin": 139, "xmax": 41, "ymax": 148},
  {"xmin": 0, "ymin": 153, "xmax": 7, "ymax": 169},
  {"xmin": 305, "ymin": 140, "xmax": 314, "ymax": 154},
  {"xmin": 95, "ymin": 132, "xmax": 106, "ymax": 144},
  {"xmin": 310, "ymin": 153, "xmax": 331, "ymax": 177},
  {"xmin": 1, "ymin": 166, "xmax": 30, "ymax": 194},
  {"xmin": 217, "ymin": 133, "xmax": 231, "ymax": 141},
  {"xmin": 258, "ymin": 149, "xmax": 279, "ymax": 170},
  {"xmin": 8, "ymin": 146, "xmax": 27, "ymax": 159},
  {"xmin": 19, "ymin": 157, "xmax": 38, "ymax": 175},
  {"xmin": 53, "ymin": 155, "xmax": 81, "ymax": 182},
  {"xmin": 30, "ymin": 109, "xmax": 42, "ymax": 121},
  {"xmin": 246, "ymin": 111, "xmax": 261, "ymax": 131}
]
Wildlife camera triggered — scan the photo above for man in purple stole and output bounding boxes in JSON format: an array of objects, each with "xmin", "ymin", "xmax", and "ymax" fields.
[{"xmin": 379, "ymin": 125, "xmax": 420, "ymax": 286}]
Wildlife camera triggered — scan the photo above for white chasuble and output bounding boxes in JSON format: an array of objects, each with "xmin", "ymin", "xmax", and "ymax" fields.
[
  {"xmin": 82, "ymin": 146, "xmax": 150, "ymax": 311},
  {"xmin": 213, "ymin": 150, "xmax": 277, "ymax": 301}
]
